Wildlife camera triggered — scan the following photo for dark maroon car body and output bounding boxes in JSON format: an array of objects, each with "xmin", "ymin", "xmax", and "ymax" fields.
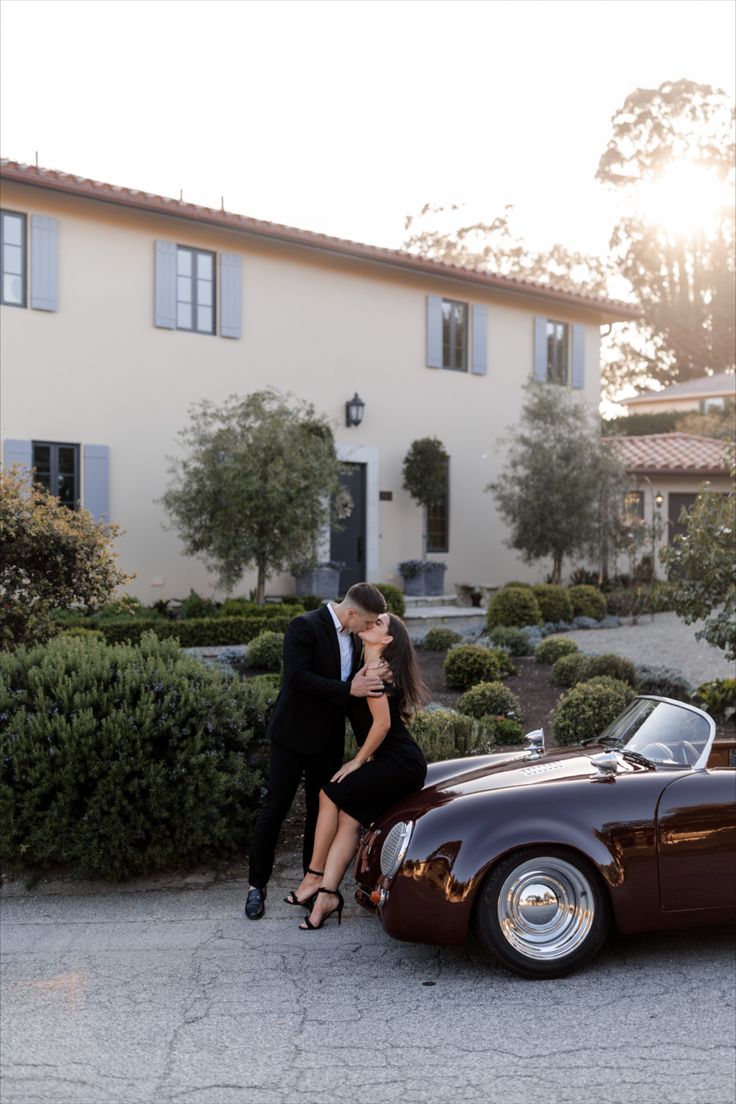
[{"xmin": 353, "ymin": 697, "xmax": 736, "ymax": 976}]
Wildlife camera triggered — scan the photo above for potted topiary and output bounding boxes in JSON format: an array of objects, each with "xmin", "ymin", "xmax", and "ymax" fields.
[{"xmin": 400, "ymin": 437, "xmax": 450, "ymax": 596}]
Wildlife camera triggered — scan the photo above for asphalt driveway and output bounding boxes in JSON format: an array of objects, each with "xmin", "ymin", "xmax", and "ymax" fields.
[{"xmin": 2, "ymin": 853, "xmax": 734, "ymax": 1104}]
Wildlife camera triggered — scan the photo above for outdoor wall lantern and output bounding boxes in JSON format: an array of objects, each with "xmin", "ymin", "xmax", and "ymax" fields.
[
  {"xmin": 655, "ymin": 492, "xmax": 664, "ymax": 508},
  {"xmin": 345, "ymin": 392, "xmax": 365, "ymax": 428}
]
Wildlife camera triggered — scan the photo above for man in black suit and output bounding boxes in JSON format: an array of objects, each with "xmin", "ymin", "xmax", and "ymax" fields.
[{"xmin": 245, "ymin": 582, "xmax": 388, "ymax": 919}]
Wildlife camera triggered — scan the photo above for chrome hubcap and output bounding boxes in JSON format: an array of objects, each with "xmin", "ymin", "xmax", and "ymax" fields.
[{"xmin": 497, "ymin": 857, "xmax": 595, "ymax": 961}]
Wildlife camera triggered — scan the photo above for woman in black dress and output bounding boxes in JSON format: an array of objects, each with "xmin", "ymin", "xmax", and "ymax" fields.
[{"xmin": 286, "ymin": 612, "xmax": 430, "ymax": 930}]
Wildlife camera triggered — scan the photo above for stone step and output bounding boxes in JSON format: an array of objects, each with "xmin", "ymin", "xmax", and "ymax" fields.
[
  {"xmin": 403, "ymin": 604, "xmax": 486, "ymax": 626},
  {"xmin": 403, "ymin": 593, "xmax": 459, "ymax": 608}
]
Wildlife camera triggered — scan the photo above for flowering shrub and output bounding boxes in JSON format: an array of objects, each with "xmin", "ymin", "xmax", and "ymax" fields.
[{"xmin": 0, "ymin": 466, "xmax": 130, "ymax": 649}]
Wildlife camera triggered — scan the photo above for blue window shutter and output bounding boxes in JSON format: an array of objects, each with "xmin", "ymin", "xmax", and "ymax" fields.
[
  {"xmin": 30, "ymin": 215, "xmax": 59, "ymax": 311},
  {"xmin": 471, "ymin": 304, "xmax": 488, "ymax": 375},
  {"xmin": 533, "ymin": 316, "xmax": 548, "ymax": 381},
  {"xmin": 154, "ymin": 240, "xmax": 177, "ymax": 329},
  {"xmin": 83, "ymin": 445, "xmax": 110, "ymax": 521},
  {"xmin": 426, "ymin": 295, "xmax": 443, "ymax": 368},
  {"xmin": 571, "ymin": 324, "xmax": 585, "ymax": 389},
  {"xmin": 219, "ymin": 253, "xmax": 241, "ymax": 339},
  {"xmin": 3, "ymin": 439, "xmax": 33, "ymax": 479}
]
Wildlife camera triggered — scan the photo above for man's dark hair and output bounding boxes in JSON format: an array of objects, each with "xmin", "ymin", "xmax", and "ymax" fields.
[{"xmin": 344, "ymin": 582, "xmax": 387, "ymax": 615}]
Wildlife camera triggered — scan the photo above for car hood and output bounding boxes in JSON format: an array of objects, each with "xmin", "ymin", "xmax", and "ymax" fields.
[{"xmin": 422, "ymin": 744, "xmax": 641, "ymax": 802}]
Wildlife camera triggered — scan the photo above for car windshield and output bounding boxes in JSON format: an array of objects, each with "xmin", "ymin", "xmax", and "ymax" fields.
[{"xmin": 598, "ymin": 698, "xmax": 713, "ymax": 769}]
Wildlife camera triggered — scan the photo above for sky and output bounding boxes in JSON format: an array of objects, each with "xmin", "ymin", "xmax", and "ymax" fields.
[{"xmin": 1, "ymin": 0, "xmax": 734, "ymax": 259}]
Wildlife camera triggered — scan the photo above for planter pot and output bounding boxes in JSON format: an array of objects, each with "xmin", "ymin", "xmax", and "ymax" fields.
[
  {"xmin": 295, "ymin": 567, "xmax": 341, "ymax": 600},
  {"xmin": 401, "ymin": 563, "xmax": 447, "ymax": 597}
]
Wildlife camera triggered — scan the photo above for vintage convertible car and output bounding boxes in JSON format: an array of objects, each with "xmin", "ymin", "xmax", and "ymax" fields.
[{"xmin": 354, "ymin": 696, "xmax": 736, "ymax": 978}]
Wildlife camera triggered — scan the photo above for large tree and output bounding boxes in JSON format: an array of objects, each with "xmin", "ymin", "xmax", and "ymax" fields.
[
  {"xmin": 403, "ymin": 203, "xmax": 612, "ymax": 296},
  {"xmin": 160, "ymin": 389, "xmax": 347, "ymax": 604},
  {"xmin": 487, "ymin": 382, "xmax": 624, "ymax": 584},
  {"xmin": 403, "ymin": 79, "xmax": 735, "ymax": 400},
  {"xmin": 597, "ymin": 78, "xmax": 736, "ymax": 388}
]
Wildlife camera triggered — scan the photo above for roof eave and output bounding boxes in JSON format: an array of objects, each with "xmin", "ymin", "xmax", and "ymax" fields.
[
  {"xmin": 625, "ymin": 391, "xmax": 734, "ymax": 405},
  {"xmin": 0, "ymin": 162, "xmax": 642, "ymax": 322},
  {"xmin": 625, "ymin": 467, "xmax": 728, "ymax": 477}
]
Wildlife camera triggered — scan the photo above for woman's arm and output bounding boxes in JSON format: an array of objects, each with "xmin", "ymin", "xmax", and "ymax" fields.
[{"xmin": 330, "ymin": 694, "xmax": 390, "ymax": 783}]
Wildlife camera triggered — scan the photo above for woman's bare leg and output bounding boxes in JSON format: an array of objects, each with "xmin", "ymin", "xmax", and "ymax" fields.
[
  {"xmin": 292, "ymin": 789, "xmax": 340, "ymax": 901},
  {"xmin": 300, "ymin": 811, "xmax": 361, "ymax": 928}
]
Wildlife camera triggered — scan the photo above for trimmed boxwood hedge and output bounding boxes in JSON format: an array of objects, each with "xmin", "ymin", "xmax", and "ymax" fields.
[
  {"xmin": 422, "ymin": 627, "xmax": 463, "ymax": 651},
  {"xmin": 489, "ymin": 626, "xmax": 535, "ymax": 656},
  {"xmin": 409, "ymin": 709, "xmax": 493, "ymax": 762},
  {"xmin": 552, "ymin": 677, "xmax": 635, "ymax": 745},
  {"xmin": 456, "ymin": 681, "xmax": 522, "ymax": 722},
  {"xmin": 487, "ymin": 587, "xmax": 542, "ymax": 629},
  {"xmin": 0, "ymin": 633, "xmax": 264, "ymax": 879},
  {"xmin": 535, "ymin": 636, "xmax": 579, "ymax": 665},
  {"xmin": 246, "ymin": 631, "xmax": 284, "ymax": 672},
  {"xmin": 59, "ymin": 614, "xmax": 298, "ymax": 647},
  {"xmin": 567, "ymin": 585, "xmax": 607, "ymax": 621},
  {"xmin": 532, "ymin": 584, "xmax": 574, "ymax": 624},
  {"xmin": 444, "ymin": 645, "xmax": 515, "ymax": 691}
]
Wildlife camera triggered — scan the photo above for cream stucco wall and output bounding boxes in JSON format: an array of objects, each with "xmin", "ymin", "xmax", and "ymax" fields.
[{"xmin": 1, "ymin": 180, "xmax": 606, "ymax": 602}]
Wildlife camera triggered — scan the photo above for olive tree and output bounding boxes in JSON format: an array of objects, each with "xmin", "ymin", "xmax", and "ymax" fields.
[
  {"xmin": 0, "ymin": 466, "xmax": 131, "ymax": 649},
  {"xmin": 160, "ymin": 389, "xmax": 346, "ymax": 604},
  {"xmin": 487, "ymin": 382, "xmax": 623, "ymax": 584}
]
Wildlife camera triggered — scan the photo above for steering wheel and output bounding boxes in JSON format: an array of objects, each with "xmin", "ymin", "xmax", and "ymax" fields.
[
  {"xmin": 674, "ymin": 740, "xmax": 700, "ymax": 766},
  {"xmin": 640, "ymin": 742, "xmax": 678, "ymax": 763}
]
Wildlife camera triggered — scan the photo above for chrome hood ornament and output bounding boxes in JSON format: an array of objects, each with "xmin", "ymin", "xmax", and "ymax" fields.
[{"xmin": 590, "ymin": 750, "xmax": 619, "ymax": 778}]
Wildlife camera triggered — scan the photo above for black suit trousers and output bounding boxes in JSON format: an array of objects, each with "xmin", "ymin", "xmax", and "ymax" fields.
[{"xmin": 247, "ymin": 737, "xmax": 344, "ymax": 889}]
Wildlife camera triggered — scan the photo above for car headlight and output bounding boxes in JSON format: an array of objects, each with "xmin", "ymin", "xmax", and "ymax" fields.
[{"xmin": 380, "ymin": 820, "xmax": 413, "ymax": 878}]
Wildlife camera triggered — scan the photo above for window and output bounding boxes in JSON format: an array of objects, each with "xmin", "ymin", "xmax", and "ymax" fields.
[
  {"xmin": 623, "ymin": 491, "xmax": 644, "ymax": 525},
  {"xmin": 32, "ymin": 441, "xmax": 80, "ymax": 509},
  {"xmin": 426, "ymin": 460, "xmax": 449, "ymax": 553},
  {"xmin": 700, "ymin": 397, "xmax": 725, "ymax": 413},
  {"xmin": 441, "ymin": 299, "xmax": 468, "ymax": 372},
  {"xmin": 1, "ymin": 210, "xmax": 26, "ymax": 307},
  {"xmin": 176, "ymin": 246, "xmax": 215, "ymax": 333},
  {"xmin": 546, "ymin": 320, "xmax": 569, "ymax": 385}
]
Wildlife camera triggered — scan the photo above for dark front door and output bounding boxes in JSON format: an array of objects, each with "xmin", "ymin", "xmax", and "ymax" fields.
[
  {"xmin": 668, "ymin": 494, "xmax": 698, "ymax": 544},
  {"xmin": 331, "ymin": 463, "xmax": 367, "ymax": 594}
]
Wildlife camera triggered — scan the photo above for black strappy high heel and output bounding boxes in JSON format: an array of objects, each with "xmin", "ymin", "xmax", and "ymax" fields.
[
  {"xmin": 299, "ymin": 887, "xmax": 345, "ymax": 930},
  {"xmin": 284, "ymin": 868, "xmax": 324, "ymax": 909}
]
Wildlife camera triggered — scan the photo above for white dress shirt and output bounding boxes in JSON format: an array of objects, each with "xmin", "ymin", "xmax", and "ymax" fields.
[{"xmin": 327, "ymin": 602, "xmax": 354, "ymax": 682}]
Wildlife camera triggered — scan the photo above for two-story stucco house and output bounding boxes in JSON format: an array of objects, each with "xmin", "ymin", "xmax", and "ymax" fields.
[{"xmin": 0, "ymin": 159, "xmax": 639, "ymax": 602}]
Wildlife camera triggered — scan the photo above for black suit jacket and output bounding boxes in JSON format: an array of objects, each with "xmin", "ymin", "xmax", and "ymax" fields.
[{"xmin": 266, "ymin": 605, "xmax": 360, "ymax": 756}]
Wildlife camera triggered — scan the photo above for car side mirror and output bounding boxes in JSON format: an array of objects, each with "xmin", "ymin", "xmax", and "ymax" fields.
[{"xmin": 525, "ymin": 729, "xmax": 545, "ymax": 759}]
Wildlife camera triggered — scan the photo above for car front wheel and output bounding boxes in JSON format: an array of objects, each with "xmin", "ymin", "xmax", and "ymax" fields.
[{"xmin": 475, "ymin": 848, "xmax": 610, "ymax": 978}]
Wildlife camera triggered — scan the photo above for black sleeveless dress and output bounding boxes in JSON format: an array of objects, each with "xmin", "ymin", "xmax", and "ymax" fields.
[{"xmin": 321, "ymin": 684, "xmax": 427, "ymax": 828}]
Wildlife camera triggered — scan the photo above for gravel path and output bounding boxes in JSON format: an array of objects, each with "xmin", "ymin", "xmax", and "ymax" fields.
[{"xmin": 566, "ymin": 611, "xmax": 734, "ymax": 687}]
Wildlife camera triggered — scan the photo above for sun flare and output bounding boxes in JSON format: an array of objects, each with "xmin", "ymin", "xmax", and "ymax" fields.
[{"xmin": 635, "ymin": 162, "xmax": 731, "ymax": 239}]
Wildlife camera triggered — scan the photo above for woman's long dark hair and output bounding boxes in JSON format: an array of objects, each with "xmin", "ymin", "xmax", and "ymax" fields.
[{"xmin": 380, "ymin": 614, "xmax": 431, "ymax": 721}]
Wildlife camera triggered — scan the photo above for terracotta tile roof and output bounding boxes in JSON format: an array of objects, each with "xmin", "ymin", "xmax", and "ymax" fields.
[
  {"xmin": 626, "ymin": 371, "xmax": 736, "ymax": 405},
  {"xmin": 0, "ymin": 158, "xmax": 642, "ymax": 321},
  {"xmin": 609, "ymin": 433, "xmax": 732, "ymax": 475}
]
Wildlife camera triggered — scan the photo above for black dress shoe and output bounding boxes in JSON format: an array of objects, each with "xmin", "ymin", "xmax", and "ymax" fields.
[{"xmin": 245, "ymin": 886, "xmax": 266, "ymax": 920}]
